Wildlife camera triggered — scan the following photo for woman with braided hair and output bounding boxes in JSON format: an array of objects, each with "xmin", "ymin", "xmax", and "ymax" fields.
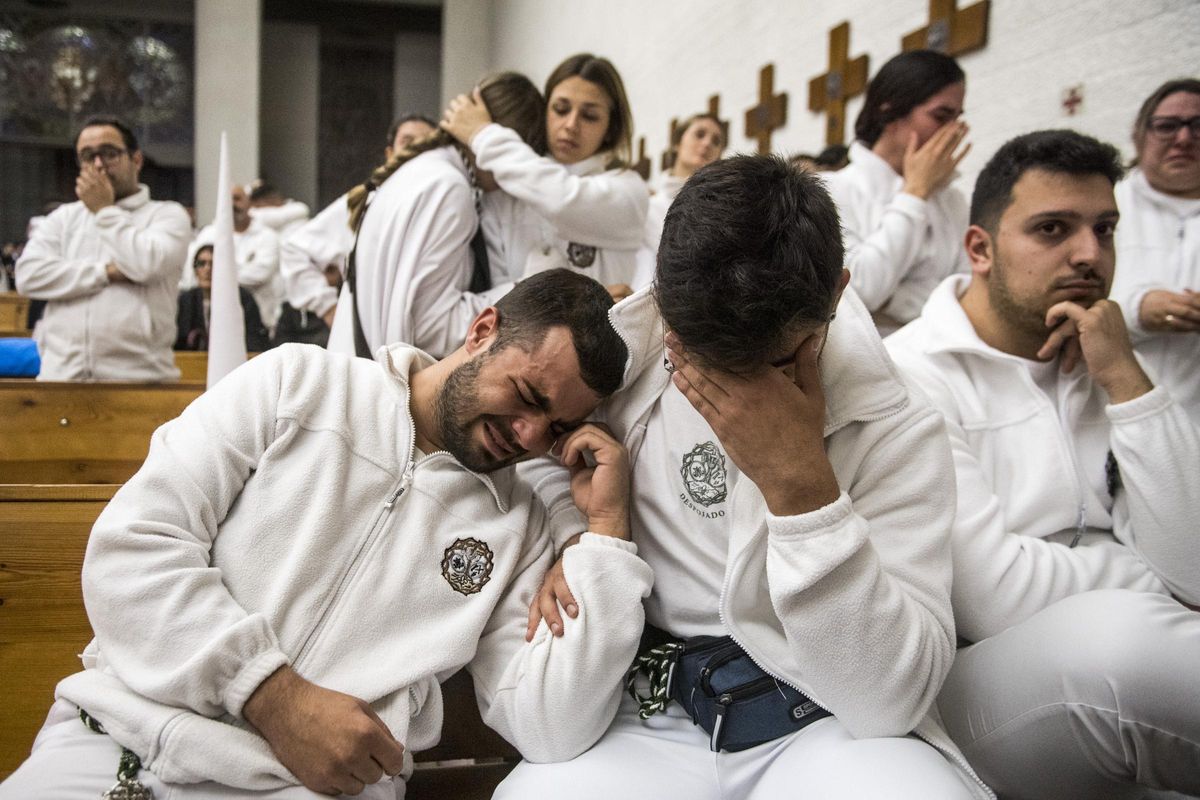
[
  {"xmin": 325, "ymin": 71, "xmax": 545, "ymax": 358},
  {"xmin": 442, "ymin": 53, "xmax": 649, "ymax": 303}
]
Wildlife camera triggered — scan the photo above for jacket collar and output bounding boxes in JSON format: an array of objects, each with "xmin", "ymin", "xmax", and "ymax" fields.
[
  {"xmin": 1126, "ymin": 168, "xmax": 1200, "ymax": 218},
  {"xmin": 567, "ymin": 153, "xmax": 610, "ymax": 177},
  {"xmin": 846, "ymin": 141, "xmax": 903, "ymax": 196},
  {"xmin": 116, "ymin": 184, "xmax": 151, "ymax": 211},
  {"xmin": 917, "ymin": 274, "xmax": 1046, "ymax": 368},
  {"xmin": 375, "ymin": 343, "xmax": 511, "ymax": 512},
  {"xmin": 608, "ymin": 284, "xmax": 910, "ymax": 435},
  {"xmin": 654, "ymin": 171, "xmax": 687, "ymax": 199}
]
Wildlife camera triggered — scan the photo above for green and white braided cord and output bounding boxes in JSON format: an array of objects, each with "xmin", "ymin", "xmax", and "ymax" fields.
[{"xmin": 625, "ymin": 641, "xmax": 684, "ymax": 720}]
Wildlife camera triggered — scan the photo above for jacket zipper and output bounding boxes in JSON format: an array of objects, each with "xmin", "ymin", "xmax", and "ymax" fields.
[
  {"xmin": 292, "ymin": 468, "xmax": 413, "ymax": 670},
  {"xmin": 1040, "ymin": 369, "xmax": 1088, "ymax": 547},
  {"xmin": 294, "ymin": 383, "xmax": 422, "ymax": 670}
]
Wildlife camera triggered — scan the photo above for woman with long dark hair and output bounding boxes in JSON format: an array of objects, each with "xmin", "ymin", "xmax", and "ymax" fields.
[{"xmin": 824, "ymin": 50, "xmax": 971, "ymax": 334}]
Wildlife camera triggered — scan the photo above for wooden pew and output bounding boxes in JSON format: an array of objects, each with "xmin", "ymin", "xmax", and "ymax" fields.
[
  {"xmin": 0, "ymin": 381, "xmax": 204, "ymax": 484},
  {"xmin": 0, "ymin": 484, "xmax": 114, "ymax": 778},
  {"xmin": 173, "ymin": 351, "xmax": 260, "ymax": 383},
  {"xmin": 0, "ymin": 484, "xmax": 520, "ymax": 793},
  {"xmin": 0, "ymin": 292, "xmax": 31, "ymax": 337}
]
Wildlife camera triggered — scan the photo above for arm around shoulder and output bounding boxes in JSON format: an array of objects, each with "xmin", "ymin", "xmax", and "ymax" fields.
[
  {"xmin": 468, "ymin": 503, "xmax": 652, "ymax": 762},
  {"xmin": 471, "ymin": 123, "xmax": 648, "ymax": 250}
]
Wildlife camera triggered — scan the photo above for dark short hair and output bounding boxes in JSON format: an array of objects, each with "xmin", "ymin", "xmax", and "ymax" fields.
[
  {"xmin": 75, "ymin": 115, "xmax": 139, "ymax": 153},
  {"xmin": 815, "ymin": 144, "xmax": 849, "ymax": 168},
  {"xmin": 854, "ymin": 50, "xmax": 964, "ymax": 147},
  {"xmin": 1131, "ymin": 78, "xmax": 1200, "ymax": 159},
  {"xmin": 654, "ymin": 154, "xmax": 844, "ymax": 372},
  {"xmin": 971, "ymin": 130, "xmax": 1125, "ymax": 234},
  {"xmin": 386, "ymin": 113, "xmax": 437, "ymax": 147},
  {"xmin": 248, "ymin": 181, "xmax": 280, "ymax": 202},
  {"xmin": 492, "ymin": 269, "xmax": 626, "ymax": 397}
]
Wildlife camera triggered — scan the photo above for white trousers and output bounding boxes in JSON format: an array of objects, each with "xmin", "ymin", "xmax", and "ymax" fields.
[
  {"xmin": 937, "ymin": 590, "xmax": 1200, "ymax": 800},
  {"xmin": 0, "ymin": 699, "xmax": 403, "ymax": 800},
  {"xmin": 493, "ymin": 693, "xmax": 980, "ymax": 800}
]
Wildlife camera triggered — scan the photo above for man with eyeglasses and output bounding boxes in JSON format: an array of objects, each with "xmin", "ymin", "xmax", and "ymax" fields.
[
  {"xmin": 15, "ymin": 115, "xmax": 191, "ymax": 381},
  {"xmin": 1111, "ymin": 78, "xmax": 1200, "ymax": 426}
]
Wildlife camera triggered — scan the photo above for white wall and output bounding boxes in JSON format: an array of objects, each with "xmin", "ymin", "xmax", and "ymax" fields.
[
  {"xmin": 441, "ymin": 0, "xmax": 493, "ymax": 108},
  {"xmin": 395, "ymin": 31, "xmax": 443, "ymax": 122},
  {"xmin": 487, "ymin": 0, "xmax": 1200, "ymax": 190},
  {"xmin": 261, "ymin": 21, "xmax": 319, "ymax": 210},
  {"xmin": 195, "ymin": 0, "xmax": 261, "ymax": 226}
]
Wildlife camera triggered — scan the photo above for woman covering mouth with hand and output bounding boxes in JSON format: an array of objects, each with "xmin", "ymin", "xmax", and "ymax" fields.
[{"xmin": 443, "ymin": 53, "xmax": 648, "ymax": 304}]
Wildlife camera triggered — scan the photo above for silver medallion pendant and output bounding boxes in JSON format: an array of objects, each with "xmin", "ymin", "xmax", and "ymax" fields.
[
  {"xmin": 566, "ymin": 242, "xmax": 597, "ymax": 268},
  {"xmin": 102, "ymin": 778, "xmax": 154, "ymax": 800}
]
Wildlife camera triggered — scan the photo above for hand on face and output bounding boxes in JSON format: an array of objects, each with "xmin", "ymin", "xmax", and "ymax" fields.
[
  {"xmin": 665, "ymin": 331, "xmax": 840, "ymax": 516},
  {"xmin": 1138, "ymin": 289, "xmax": 1200, "ymax": 333},
  {"xmin": 76, "ymin": 163, "xmax": 116, "ymax": 214},
  {"xmin": 440, "ymin": 87, "xmax": 494, "ymax": 147},
  {"xmin": 902, "ymin": 121, "xmax": 970, "ymax": 200},
  {"xmin": 1037, "ymin": 298, "xmax": 1153, "ymax": 403}
]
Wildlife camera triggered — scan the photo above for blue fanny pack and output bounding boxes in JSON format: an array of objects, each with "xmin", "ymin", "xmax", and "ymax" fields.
[{"xmin": 625, "ymin": 627, "xmax": 832, "ymax": 752}]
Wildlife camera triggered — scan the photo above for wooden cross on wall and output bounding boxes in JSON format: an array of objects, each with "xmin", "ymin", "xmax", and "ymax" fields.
[
  {"xmin": 745, "ymin": 64, "xmax": 788, "ymax": 155},
  {"xmin": 902, "ymin": 0, "xmax": 990, "ymax": 56},
  {"xmin": 633, "ymin": 136, "xmax": 651, "ymax": 180},
  {"xmin": 707, "ymin": 94, "xmax": 730, "ymax": 146},
  {"xmin": 660, "ymin": 117, "xmax": 679, "ymax": 172},
  {"xmin": 808, "ymin": 22, "xmax": 869, "ymax": 147}
]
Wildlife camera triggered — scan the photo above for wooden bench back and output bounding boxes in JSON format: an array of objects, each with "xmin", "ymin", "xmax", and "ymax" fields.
[
  {"xmin": 172, "ymin": 351, "xmax": 260, "ymax": 383},
  {"xmin": 0, "ymin": 483, "xmax": 519, "ymax": 793},
  {"xmin": 0, "ymin": 484, "xmax": 114, "ymax": 778},
  {"xmin": 0, "ymin": 381, "xmax": 203, "ymax": 484},
  {"xmin": 0, "ymin": 292, "xmax": 31, "ymax": 337}
]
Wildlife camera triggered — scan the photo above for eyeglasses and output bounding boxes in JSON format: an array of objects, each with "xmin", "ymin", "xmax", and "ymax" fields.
[
  {"xmin": 76, "ymin": 145, "xmax": 128, "ymax": 165},
  {"xmin": 1146, "ymin": 116, "xmax": 1200, "ymax": 140}
]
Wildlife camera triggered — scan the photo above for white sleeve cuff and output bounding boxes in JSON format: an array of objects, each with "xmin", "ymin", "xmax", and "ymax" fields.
[{"xmin": 577, "ymin": 532, "xmax": 638, "ymax": 555}]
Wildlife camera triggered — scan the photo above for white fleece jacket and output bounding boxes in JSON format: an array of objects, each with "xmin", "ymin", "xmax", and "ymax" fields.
[
  {"xmin": 631, "ymin": 172, "xmax": 687, "ymax": 290},
  {"xmin": 520, "ymin": 286, "xmax": 993, "ymax": 799},
  {"xmin": 471, "ymin": 123, "xmax": 649, "ymax": 288},
  {"xmin": 56, "ymin": 343, "xmax": 652, "ymax": 790},
  {"xmin": 280, "ymin": 193, "xmax": 355, "ymax": 319},
  {"xmin": 886, "ymin": 275, "xmax": 1200, "ymax": 641},
  {"xmin": 823, "ymin": 141, "xmax": 969, "ymax": 326},
  {"xmin": 326, "ymin": 146, "xmax": 510, "ymax": 358},
  {"xmin": 15, "ymin": 186, "xmax": 191, "ymax": 381},
  {"xmin": 249, "ymin": 199, "xmax": 311, "ymax": 239},
  {"xmin": 1111, "ymin": 169, "xmax": 1200, "ymax": 426}
]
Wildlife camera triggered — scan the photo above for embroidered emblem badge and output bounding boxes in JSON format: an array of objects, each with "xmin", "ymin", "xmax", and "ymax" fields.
[
  {"xmin": 567, "ymin": 242, "xmax": 597, "ymax": 268},
  {"xmin": 681, "ymin": 441, "xmax": 728, "ymax": 507},
  {"xmin": 441, "ymin": 537, "xmax": 494, "ymax": 595}
]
